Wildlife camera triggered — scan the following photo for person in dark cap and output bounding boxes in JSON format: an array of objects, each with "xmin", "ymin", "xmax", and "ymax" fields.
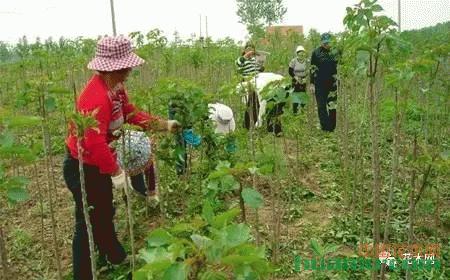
[{"xmin": 309, "ymin": 33, "xmax": 338, "ymax": 132}]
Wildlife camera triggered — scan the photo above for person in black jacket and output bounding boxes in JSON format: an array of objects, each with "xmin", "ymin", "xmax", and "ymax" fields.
[{"xmin": 310, "ymin": 33, "xmax": 338, "ymax": 132}]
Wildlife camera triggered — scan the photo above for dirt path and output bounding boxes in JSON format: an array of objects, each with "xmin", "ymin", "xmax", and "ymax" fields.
[{"xmin": 245, "ymin": 133, "xmax": 344, "ymax": 280}]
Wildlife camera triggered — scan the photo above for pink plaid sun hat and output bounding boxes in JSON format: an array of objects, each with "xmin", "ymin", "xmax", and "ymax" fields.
[{"xmin": 87, "ymin": 35, "xmax": 145, "ymax": 71}]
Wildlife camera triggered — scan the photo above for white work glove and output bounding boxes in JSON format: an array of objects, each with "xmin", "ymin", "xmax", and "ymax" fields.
[
  {"xmin": 167, "ymin": 120, "xmax": 181, "ymax": 133},
  {"xmin": 111, "ymin": 169, "xmax": 132, "ymax": 190},
  {"xmin": 309, "ymin": 84, "xmax": 315, "ymax": 94}
]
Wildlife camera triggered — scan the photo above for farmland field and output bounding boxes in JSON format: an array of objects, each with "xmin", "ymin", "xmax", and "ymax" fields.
[{"xmin": 0, "ymin": 2, "xmax": 449, "ymax": 280}]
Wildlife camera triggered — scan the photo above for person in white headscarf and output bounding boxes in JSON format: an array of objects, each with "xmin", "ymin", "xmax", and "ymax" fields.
[
  {"xmin": 208, "ymin": 103, "xmax": 236, "ymax": 134},
  {"xmin": 288, "ymin": 45, "xmax": 309, "ymax": 114}
]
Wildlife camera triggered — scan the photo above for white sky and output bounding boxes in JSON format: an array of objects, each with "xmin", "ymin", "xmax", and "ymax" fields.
[{"xmin": 0, "ymin": 0, "xmax": 449, "ymax": 44}]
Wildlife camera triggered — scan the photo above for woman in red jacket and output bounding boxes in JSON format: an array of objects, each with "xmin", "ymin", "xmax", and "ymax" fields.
[{"xmin": 63, "ymin": 36, "xmax": 179, "ymax": 279}]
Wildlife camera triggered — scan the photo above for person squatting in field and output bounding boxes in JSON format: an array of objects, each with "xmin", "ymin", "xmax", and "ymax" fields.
[
  {"xmin": 310, "ymin": 33, "xmax": 339, "ymax": 132},
  {"xmin": 63, "ymin": 35, "xmax": 180, "ymax": 280},
  {"xmin": 288, "ymin": 45, "xmax": 309, "ymax": 114},
  {"xmin": 169, "ymin": 101, "xmax": 236, "ymax": 175}
]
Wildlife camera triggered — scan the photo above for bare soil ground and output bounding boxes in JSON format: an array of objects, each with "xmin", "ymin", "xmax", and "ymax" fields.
[{"xmin": 2, "ymin": 132, "xmax": 348, "ymax": 280}]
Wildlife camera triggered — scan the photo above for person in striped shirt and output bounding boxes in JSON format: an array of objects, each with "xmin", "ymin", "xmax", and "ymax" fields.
[
  {"xmin": 236, "ymin": 42, "xmax": 264, "ymax": 129},
  {"xmin": 235, "ymin": 42, "xmax": 264, "ymax": 78}
]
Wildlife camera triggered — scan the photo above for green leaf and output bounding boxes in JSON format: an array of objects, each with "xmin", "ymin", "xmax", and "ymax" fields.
[
  {"xmin": 4, "ymin": 176, "xmax": 29, "ymax": 189},
  {"xmin": 206, "ymin": 180, "xmax": 219, "ymax": 192},
  {"xmin": 200, "ymin": 270, "xmax": 228, "ymax": 280},
  {"xmin": 44, "ymin": 96, "xmax": 57, "ymax": 112},
  {"xmin": 211, "ymin": 208, "xmax": 240, "ymax": 229},
  {"xmin": 162, "ymin": 263, "xmax": 188, "ymax": 280},
  {"xmin": 202, "ymin": 199, "xmax": 215, "ymax": 224},
  {"xmin": 248, "ymin": 167, "xmax": 258, "ymax": 175},
  {"xmin": 324, "ymin": 244, "xmax": 339, "ymax": 255},
  {"xmin": 170, "ymin": 223, "xmax": 195, "ymax": 234},
  {"xmin": 310, "ymin": 239, "xmax": 324, "ymax": 257},
  {"xmin": 241, "ymin": 188, "xmax": 264, "ymax": 209},
  {"xmin": 0, "ymin": 132, "xmax": 14, "ymax": 148},
  {"xmin": 7, "ymin": 115, "xmax": 41, "ymax": 128},
  {"xmin": 208, "ymin": 169, "xmax": 228, "ymax": 180},
  {"xmin": 230, "ymin": 244, "xmax": 266, "ymax": 258},
  {"xmin": 258, "ymin": 164, "xmax": 273, "ymax": 175},
  {"xmin": 220, "ymin": 175, "xmax": 240, "ymax": 191},
  {"xmin": 147, "ymin": 229, "xmax": 175, "ymax": 247},
  {"xmin": 139, "ymin": 247, "xmax": 171, "ymax": 264},
  {"xmin": 7, "ymin": 187, "xmax": 30, "ymax": 203},
  {"xmin": 132, "ymin": 269, "xmax": 148, "ymax": 280},
  {"xmin": 440, "ymin": 150, "xmax": 449, "ymax": 160},
  {"xmin": 191, "ymin": 234, "xmax": 212, "ymax": 250},
  {"xmin": 134, "ymin": 260, "xmax": 172, "ymax": 278},
  {"xmin": 168, "ymin": 242, "xmax": 186, "ymax": 260},
  {"xmin": 221, "ymin": 255, "xmax": 261, "ymax": 266},
  {"xmin": 224, "ymin": 224, "xmax": 251, "ymax": 248}
]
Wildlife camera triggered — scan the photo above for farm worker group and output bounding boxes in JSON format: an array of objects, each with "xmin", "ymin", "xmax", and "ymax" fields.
[
  {"xmin": 63, "ymin": 33, "xmax": 338, "ymax": 279},
  {"xmin": 236, "ymin": 32, "xmax": 339, "ymax": 133}
]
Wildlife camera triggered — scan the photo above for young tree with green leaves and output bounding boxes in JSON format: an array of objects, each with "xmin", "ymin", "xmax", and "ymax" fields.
[
  {"xmin": 70, "ymin": 110, "xmax": 100, "ymax": 280},
  {"xmin": 343, "ymin": 1, "xmax": 398, "ymax": 278},
  {"xmin": 236, "ymin": 0, "xmax": 287, "ymax": 38}
]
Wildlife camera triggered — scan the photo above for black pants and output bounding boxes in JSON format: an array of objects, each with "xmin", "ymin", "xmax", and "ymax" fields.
[
  {"xmin": 289, "ymin": 81, "xmax": 306, "ymax": 114},
  {"xmin": 130, "ymin": 164, "xmax": 156, "ymax": 196},
  {"xmin": 266, "ymin": 101, "xmax": 286, "ymax": 136},
  {"xmin": 244, "ymin": 90, "xmax": 260, "ymax": 129},
  {"xmin": 63, "ymin": 153, "xmax": 126, "ymax": 280},
  {"xmin": 292, "ymin": 100, "xmax": 305, "ymax": 114},
  {"xmin": 315, "ymin": 85, "xmax": 337, "ymax": 132}
]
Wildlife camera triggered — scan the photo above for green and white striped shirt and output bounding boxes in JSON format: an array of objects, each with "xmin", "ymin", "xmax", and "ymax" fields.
[{"xmin": 236, "ymin": 56, "xmax": 260, "ymax": 78}]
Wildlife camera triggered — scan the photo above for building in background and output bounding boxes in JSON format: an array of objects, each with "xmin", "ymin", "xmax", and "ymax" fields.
[{"xmin": 266, "ymin": 25, "xmax": 304, "ymax": 36}]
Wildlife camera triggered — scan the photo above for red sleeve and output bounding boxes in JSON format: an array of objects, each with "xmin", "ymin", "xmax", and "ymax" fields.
[
  {"xmin": 122, "ymin": 91, "xmax": 160, "ymax": 130},
  {"xmin": 80, "ymin": 98, "xmax": 119, "ymax": 175}
]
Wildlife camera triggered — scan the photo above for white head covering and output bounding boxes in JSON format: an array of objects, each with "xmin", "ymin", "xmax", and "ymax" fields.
[
  {"xmin": 208, "ymin": 103, "xmax": 236, "ymax": 134},
  {"xmin": 296, "ymin": 45, "xmax": 305, "ymax": 53}
]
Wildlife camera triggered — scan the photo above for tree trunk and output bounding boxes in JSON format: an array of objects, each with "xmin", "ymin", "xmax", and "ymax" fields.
[
  {"xmin": 40, "ymin": 95, "xmax": 63, "ymax": 280},
  {"xmin": 76, "ymin": 142, "xmax": 97, "ymax": 280},
  {"xmin": 122, "ymin": 131, "xmax": 136, "ymax": 270},
  {"xmin": 340, "ymin": 77, "xmax": 351, "ymax": 205},
  {"xmin": 0, "ymin": 226, "xmax": 9, "ymax": 280},
  {"xmin": 33, "ymin": 163, "xmax": 46, "ymax": 261},
  {"xmin": 369, "ymin": 74, "xmax": 381, "ymax": 280},
  {"xmin": 238, "ymin": 183, "xmax": 246, "ymax": 222},
  {"xmin": 381, "ymin": 89, "xmax": 401, "ymax": 280},
  {"xmin": 406, "ymin": 137, "xmax": 418, "ymax": 280}
]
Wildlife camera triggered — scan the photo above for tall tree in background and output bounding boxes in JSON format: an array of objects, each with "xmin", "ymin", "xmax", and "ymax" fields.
[{"xmin": 236, "ymin": 0, "xmax": 287, "ymax": 38}]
